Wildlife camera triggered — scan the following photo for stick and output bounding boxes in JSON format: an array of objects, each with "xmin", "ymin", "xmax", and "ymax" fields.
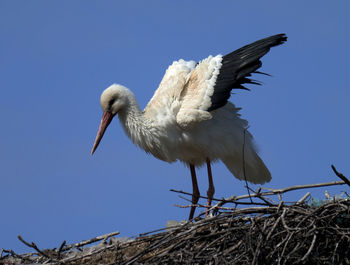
[
  {"xmin": 260, "ymin": 181, "xmax": 345, "ymax": 194},
  {"xmin": 170, "ymin": 189, "xmax": 222, "ymax": 202},
  {"xmin": 297, "ymin": 192, "xmax": 311, "ymax": 204},
  {"xmin": 209, "ymin": 181, "xmax": 345, "ymax": 212},
  {"xmin": 17, "ymin": 235, "xmax": 51, "ymax": 259},
  {"xmin": 301, "ymin": 233, "xmax": 317, "ymax": 261},
  {"xmin": 59, "ymin": 244, "xmax": 116, "ymax": 264},
  {"xmin": 62, "ymin": 231, "xmax": 120, "ymax": 251},
  {"xmin": 331, "ymin": 165, "xmax": 350, "ymax": 187},
  {"xmin": 57, "ymin": 240, "xmax": 66, "ymax": 259},
  {"xmin": 171, "ymin": 189, "xmax": 271, "ymax": 206},
  {"xmin": 1, "ymin": 249, "xmax": 23, "ymax": 259}
]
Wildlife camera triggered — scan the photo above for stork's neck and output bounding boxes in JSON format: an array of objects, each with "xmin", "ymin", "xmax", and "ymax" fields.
[{"xmin": 117, "ymin": 93, "xmax": 154, "ymax": 150}]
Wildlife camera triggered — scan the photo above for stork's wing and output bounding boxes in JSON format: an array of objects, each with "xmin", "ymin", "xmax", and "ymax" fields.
[
  {"xmin": 144, "ymin": 59, "xmax": 196, "ymax": 120},
  {"xmin": 176, "ymin": 33, "xmax": 287, "ymax": 128}
]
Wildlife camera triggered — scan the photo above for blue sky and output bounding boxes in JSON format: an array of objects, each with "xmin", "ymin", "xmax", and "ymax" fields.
[{"xmin": 1, "ymin": 1, "xmax": 349, "ymax": 252}]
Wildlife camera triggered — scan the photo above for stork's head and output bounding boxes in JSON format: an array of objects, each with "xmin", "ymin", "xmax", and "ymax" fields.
[{"xmin": 91, "ymin": 84, "xmax": 129, "ymax": 155}]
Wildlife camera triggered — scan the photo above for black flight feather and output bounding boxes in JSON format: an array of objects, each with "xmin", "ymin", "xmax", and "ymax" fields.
[{"xmin": 207, "ymin": 33, "xmax": 287, "ymax": 112}]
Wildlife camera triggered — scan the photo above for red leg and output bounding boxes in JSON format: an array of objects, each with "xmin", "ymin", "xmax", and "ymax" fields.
[
  {"xmin": 206, "ymin": 158, "xmax": 215, "ymax": 216},
  {"xmin": 189, "ymin": 164, "xmax": 200, "ymax": 220}
]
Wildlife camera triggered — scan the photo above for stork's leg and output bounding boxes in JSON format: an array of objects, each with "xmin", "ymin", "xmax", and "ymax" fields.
[
  {"xmin": 206, "ymin": 158, "xmax": 215, "ymax": 216},
  {"xmin": 189, "ymin": 164, "xmax": 200, "ymax": 220}
]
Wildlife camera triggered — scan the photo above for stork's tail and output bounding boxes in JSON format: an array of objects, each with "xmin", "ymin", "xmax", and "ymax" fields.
[{"xmin": 222, "ymin": 145, "xmax": 271, "ymax": 184}]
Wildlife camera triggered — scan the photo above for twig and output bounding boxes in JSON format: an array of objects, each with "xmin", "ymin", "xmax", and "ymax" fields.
[
  {"xmin": 17, "ymin": 235, "xmax": 51, "ymax": 259},
  {"xmin": 223, "ymin": 239, "xmax": 243, "ymax": 255},
  {"xmin": 174, "ymin": 203, "xmax": 205, "ymax": 209},
  {"xmin": 297, "ymin": 192, "xmax": 311, "ymax": 204},
  {"xmin": 62, "ymin": 230, "xmax": 120, "ymax": 251},
  {"xmin": 59, "ymin": 244, "xmax": 116, "ymax": 264},
  {"xmin": 280, "ymin": 208, "xmax": 297, "ymax": 231},
  {"xmin": 261, "ymin": 181, "xmax": 345, "ymax": 193},
  {"xmin": 254, "ymin": 192, "xmax": 276, "ymax": 206},
  {"xmin": 139, "ymin": 223, "xmax": 186, "ymax": 237},
  {"xmin": 170, "ymin": 189, "xmax": 222, "ymax": 202},
  {"xmin": 266, "ymin": 215, "xmax": 282, "ymax": 241},
  {"xmin": 179, "ymin": 195, "xmax": 193, "ymax": 203},
  {"xmin": 332, "ymin": 235, "xmax": 343, "ymax": 264},
  {"xmin": 331, "ymin": 165, "xmax": 350, "ymax": 187},
  {"xmin": 280, "ymin": 231, "xmax": 295, "ymax": 264},
  {"xmin": 57, "ymin": 240, "xmax": 66, "ymax": 259},
  {"xmin": 171, "ymin": 189, "xmax": 271, "ymax": 207},
  {"xmin": 1, "ymin": 249, "xmax": 23, "ymax": 259},
  {"xmin": 301, "ymin": 233, "xmax": 317, "ymax": 261},
  {"xmin": 210, "ymin": 181, "xmax": 345, "ymax": 212}
]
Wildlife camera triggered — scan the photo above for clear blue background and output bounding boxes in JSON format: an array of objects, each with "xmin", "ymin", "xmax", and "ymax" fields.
[{"xmin": 1, "ymin": 1, "xmax": 349, "ymax": 253}]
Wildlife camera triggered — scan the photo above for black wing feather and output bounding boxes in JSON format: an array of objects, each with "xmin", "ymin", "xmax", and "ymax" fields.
[{"xmin": 207, "ymin": 33, "xmax": 287, "ymax": 112}]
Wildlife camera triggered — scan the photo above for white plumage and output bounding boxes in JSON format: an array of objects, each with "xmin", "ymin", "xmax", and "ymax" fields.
[{"xmin": 91, "ymin": 34, "xmax": 287, "ymax": 219}]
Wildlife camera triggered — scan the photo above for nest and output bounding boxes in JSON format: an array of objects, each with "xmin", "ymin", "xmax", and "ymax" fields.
[
  {"xmin": 1, "ymin": 167, "xmax": 349, "ymax": 265},
  {"xmin": 123, "ymin": 199, "xmax": 350, "ymax": 265}
]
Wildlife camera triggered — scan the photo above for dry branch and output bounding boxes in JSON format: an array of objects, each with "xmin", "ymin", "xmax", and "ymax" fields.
[
  {"xmin": 17, "ymin": 235, "xmax": 51, "ymax": 259},
  {"xmin": 331, "ymin": 164, "xmax": 350, "ymax": 187},
  {"xmin": 61, "ymin": 230, "xmax": 120, "ymax": 251},
  {"xmin": 209, "ymin": 180, "xmax": 346, "ymax": 214}
]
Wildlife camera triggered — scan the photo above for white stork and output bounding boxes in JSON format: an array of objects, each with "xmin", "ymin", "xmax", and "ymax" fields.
[{"xmin": 91, "ymin": 34, "xmax": 287, "ymax": 220}]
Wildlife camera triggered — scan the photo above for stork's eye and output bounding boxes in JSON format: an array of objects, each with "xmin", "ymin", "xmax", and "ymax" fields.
[{"xmin": 108, "ymin": 98, "xmax": 115, "ymax": 107}]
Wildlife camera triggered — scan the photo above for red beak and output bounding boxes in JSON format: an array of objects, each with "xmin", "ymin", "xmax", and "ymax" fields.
[{"xmin": 91, "ymin": 111, "xmax": 114, "ymax": 155}]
